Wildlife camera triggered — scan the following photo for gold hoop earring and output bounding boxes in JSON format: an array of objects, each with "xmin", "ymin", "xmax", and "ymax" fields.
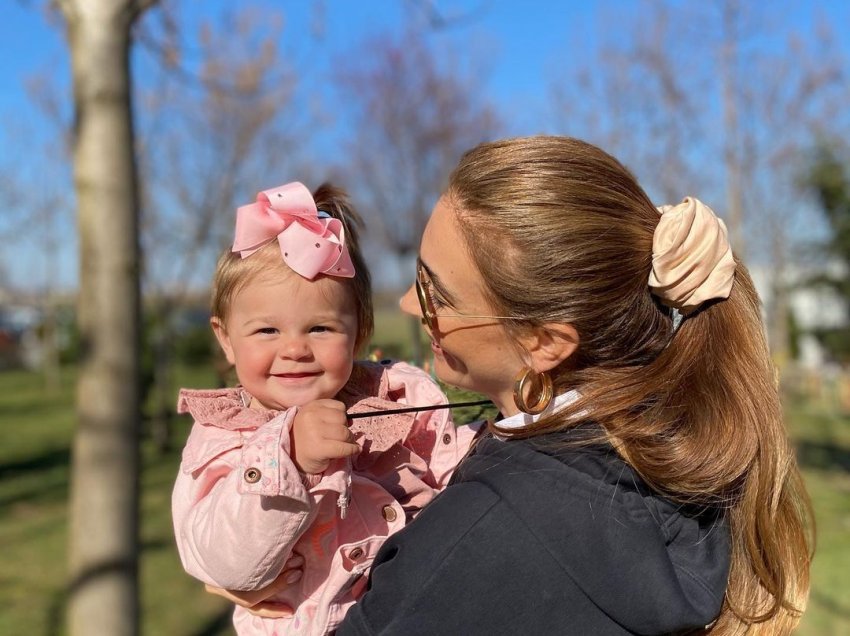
[{"xmin": 513, "ymin": 367, "xmax": 554, "ymax": 415}]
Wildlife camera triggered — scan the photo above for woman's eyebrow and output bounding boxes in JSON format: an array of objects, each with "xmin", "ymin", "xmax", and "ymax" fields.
[{"xmin": 418, "ymin": 258, "xmax": 460, "ymax": 307}]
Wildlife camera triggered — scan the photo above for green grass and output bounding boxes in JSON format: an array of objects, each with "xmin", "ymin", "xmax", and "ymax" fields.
[
  {"xmin": 0, "ymin": 366, "xmax": 233, "ymax": 636},
  {"xmin": 784, "ymin": 399, "xmax": 850, "ymax": 635},
  {"xmin": 1, "ymin": 365, "xmax": 848, "ymax": 634}
]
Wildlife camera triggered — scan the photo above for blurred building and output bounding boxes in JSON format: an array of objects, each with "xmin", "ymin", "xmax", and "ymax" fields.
[
  {"xmin": 751, "ymin": 262, "xmax": 848, "ymax": 370},
  {"xmin": 0, "ymin": 294, "xmax": 74, "ymax": 371}
]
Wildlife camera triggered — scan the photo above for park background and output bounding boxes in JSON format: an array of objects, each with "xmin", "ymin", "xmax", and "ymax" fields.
[{"xmin": 1, "ymin": 0, "xmax": 849, "ymax": 634}]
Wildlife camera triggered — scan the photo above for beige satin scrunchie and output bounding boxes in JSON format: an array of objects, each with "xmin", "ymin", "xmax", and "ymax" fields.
[{"xmin": 648, "ymin": 197, "xmax": 736, "ymax": 314}]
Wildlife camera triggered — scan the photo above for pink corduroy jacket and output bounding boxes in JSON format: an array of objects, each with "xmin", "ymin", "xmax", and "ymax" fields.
[{"xmin": 172, "ymin": 360, "xmax": 480, "ymax": 636}]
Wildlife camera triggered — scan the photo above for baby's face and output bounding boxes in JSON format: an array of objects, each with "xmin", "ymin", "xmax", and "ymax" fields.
[{"xmin": 215, "ymin": 272, "xmax": 358, "ymax": 410}]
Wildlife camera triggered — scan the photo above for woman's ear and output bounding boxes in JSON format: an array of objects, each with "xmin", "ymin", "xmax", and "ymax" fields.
[
  {"xmin": 210, "ymin": 317, "xmax": 236, "ymax": 366},
  {"xmin": 520, "ymin": 323, "xmax": 579, "ymax": 373}
]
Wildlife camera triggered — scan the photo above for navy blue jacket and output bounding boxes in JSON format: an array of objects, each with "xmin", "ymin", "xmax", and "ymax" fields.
[{"xmin": 338, "ymin": 428, "xmax": 730, "ymax": 635}]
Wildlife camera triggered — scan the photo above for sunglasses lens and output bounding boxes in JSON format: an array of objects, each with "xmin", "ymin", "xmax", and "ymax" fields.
[{"xmin": 415, "ymin": 272, "xmax": 434, "ymax": 331}]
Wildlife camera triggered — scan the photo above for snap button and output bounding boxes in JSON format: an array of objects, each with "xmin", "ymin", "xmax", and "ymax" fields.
[
  {"xmin": 442, "ymin": 433, "xmax": 452, "ymax": 445},
  {"xmin": 244, "ymin": 467, "xmax": 262, "ymax": 483},
  {"xmin": 382, "ymin": 505, "xmax": 398, "ymax": 522},
  {"xmin": 349, "ymin": 547, "xmax": 364, "ymax": 560}
]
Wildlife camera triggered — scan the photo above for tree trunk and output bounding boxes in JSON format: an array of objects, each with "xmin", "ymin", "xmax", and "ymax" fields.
[
  {"xmin": 769, "ymin": 224, "xmax": 790, "ymax": 370},
  {"xmin": 43, "ymin": 200, "xmax": 62, "ymax": 394},
  {"xmin": 721, "ymin": 0, "xmax": 746, "ymax": 258},
  {"xmin": 60, "ymin": 1, "xmax": 150, "ymax": 634}
]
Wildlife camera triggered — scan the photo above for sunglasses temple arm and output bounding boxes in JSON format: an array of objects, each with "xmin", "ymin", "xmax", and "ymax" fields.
[{"xmin": 347, "ymin": 399, "xmax": 493, "ymax": 420}]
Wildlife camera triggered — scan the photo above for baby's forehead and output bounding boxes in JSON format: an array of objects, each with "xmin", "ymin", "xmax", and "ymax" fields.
[{"xmin": 239, "ymin": 267, "xmax": 355, "ymax": 308}]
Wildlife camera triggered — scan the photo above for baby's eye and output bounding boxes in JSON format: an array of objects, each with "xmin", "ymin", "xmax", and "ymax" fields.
[
  {"xmin": 309, "ymin": 325, "xmax": 330, "ymax": 333},
  {"xmin": 255, "ymin": 327, "xmax": 278, "ymax": 335}
]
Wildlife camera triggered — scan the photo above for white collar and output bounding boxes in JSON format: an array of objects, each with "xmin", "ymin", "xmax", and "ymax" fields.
[{"xmin": 495, "ymin": 389, "xmax": 581, "ymax": 433}]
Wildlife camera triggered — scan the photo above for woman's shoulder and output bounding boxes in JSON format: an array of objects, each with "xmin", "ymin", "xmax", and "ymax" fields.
[
  {"xmin": 445, "ymin": 432, "xmax": 729, "ymax": 628},
  {"xmin": 342, "ymin": 434, "xmax": 727, "ymax": 635},
  {"xmin": 460, "ymin": 431, "xmax": 714, "ymax": 522},
  {"xmin": 459, "ymin": 429, "xmax": 635, "ymax": 493}
]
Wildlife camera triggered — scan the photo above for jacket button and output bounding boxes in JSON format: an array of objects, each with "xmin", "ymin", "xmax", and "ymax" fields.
[
  {"xmin": 349, "ymin": 547, "xmax": 364, "ymax": 560},
  {"xmin": 382, "ymin": 505, "xmax": 398, "ymax": 522},
  {"xmin": 442, "ymin": 433, "xmax": 452, "ymax": 445},
  {"xmin": 244, "ymin": 467, "xmax": 262, "ymax": 483}
]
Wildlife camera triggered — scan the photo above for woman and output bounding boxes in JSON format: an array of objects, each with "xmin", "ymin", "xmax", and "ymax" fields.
[{"xmin": 217, "ymin": 136, "xmax": 813, "ymax": 634}]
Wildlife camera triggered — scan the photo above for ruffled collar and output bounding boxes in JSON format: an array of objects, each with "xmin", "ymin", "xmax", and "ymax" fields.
[{"xmin": 176, "ymin": 363, "xmax": 421, "ymax": 455}]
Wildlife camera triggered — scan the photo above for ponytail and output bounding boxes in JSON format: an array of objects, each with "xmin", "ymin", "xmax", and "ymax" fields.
[{"xmin": 448, "ymin": 135, "xmax": 814, "ymax": 633}]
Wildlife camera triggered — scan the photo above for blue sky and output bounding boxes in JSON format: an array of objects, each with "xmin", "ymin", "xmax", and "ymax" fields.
[
  {"xmin": 1, "ymin": 1, "xmax": 848, "ymax": 293},
  {"xmin": 0, "ymin": 1, "xmax": 608, "ymax": 136},
  {"xmin": 5, "ymin": 0, "xmax": 846, "ymax": 150},
  {"xmin": 0, "ymin": 0, "xmax": 613, "ymax": 292}
]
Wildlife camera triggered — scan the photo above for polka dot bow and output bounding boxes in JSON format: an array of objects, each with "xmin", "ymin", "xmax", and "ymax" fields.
[{"xmin": 232, "ymin": 181, "xmax": 355, "ymax": 279}]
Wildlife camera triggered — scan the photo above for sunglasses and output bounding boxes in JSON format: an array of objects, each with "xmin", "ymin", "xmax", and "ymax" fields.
[{"xmin": 415, "ymin": 261, "xmax": 518, "ymax": 333}]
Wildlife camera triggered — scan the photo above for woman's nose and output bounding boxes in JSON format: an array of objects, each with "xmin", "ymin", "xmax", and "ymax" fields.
[{"xmin": 399, "ymin": 284, "xmax": 420, "ymax": 317}]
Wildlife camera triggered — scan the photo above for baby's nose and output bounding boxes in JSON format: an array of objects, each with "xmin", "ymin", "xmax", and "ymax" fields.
[{"xmin": 279, "ymin": 337, "xmax": 311, "ymax": 359}]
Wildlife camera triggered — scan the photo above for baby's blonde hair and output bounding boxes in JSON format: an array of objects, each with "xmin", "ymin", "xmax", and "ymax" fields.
[{"xmin": 210, "ymin": 183, "xmax": 374, "ymax": 353}]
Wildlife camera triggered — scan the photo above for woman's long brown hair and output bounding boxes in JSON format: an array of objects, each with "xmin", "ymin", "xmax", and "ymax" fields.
[{"xmin": 449, "ymin": 136, "xmax": 814, "ymax": 633}]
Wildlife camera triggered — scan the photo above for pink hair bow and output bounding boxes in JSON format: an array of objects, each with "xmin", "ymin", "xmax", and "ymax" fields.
[
  {"xmin": 648, "ymin": 197, "xmax": 736, "ymax": 313},
  {"xmin": 232, "ymin": 182, "xmax": 355, "ymax": 279}
]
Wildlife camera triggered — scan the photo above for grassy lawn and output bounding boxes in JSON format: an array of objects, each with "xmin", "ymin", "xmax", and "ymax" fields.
[
  {"xmin": 0, "ymin": 365, "xmax": 233, "ymax": 636},
  {"xmin": 785, "ymin": 399, "xmax": 850, "ymax": 635},
  {"xmin": 1, "ymin": 363, "xmax": 848, "ymax": 634}
]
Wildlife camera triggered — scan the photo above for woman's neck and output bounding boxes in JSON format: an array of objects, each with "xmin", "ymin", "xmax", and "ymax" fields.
[{"xmin": 492, "ymin": 393, "xmax": 519, "ymax": 418}]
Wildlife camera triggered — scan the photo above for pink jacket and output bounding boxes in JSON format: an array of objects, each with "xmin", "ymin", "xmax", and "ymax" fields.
[{"xmin": 172, "ymin": 360, "xmax": 479, "ymax": 635}]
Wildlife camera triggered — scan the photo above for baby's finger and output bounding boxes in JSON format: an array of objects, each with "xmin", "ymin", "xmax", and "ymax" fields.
[
  {"xmin": 312, "ymin": 398, "xmax": 348, "ymax": 413},
  {"xmin": 326, "ymin": 422, "xmax": 358, "ymax": 442},
  {"xmin": 245, "ymin": 600, "xmax": 295, "ymax": 619},
  {"xmin": 204, "ymin": 584, "xmax": 263, "ymax": 608},
  {"xmin": 264, "ymin": 566, "xmax": 303, "ymax": 598},
  {"xmin": 283, "ymin": 553, "xmax": 305, "ymax": 570},
  {"xmin": 325, "ymin": 440, "xmax": 361, "ymax": 459}
]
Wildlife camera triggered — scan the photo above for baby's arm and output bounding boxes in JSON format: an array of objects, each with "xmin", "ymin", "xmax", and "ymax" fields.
[
  {"xmin": 172, "ymin": 410, "xmax": 316, "ymax": 591},
  {"xmin": 173, "ymin": 401, "xmax": 361, "ymax": 591}
]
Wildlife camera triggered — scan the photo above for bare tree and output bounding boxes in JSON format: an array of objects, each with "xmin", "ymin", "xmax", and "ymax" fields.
[
  {"xmin": 31, "ymin": 189, "xmax": 66, "ymax": 393},
  {"xmin": 719, "ymin": 0, "xmax": 746, "ymax": 255},
  {"xmin": 336, "ymin": 26, "xmax": 500, "ymax": 363},
  {"xmin": 139, "ymin": 7, "xmax": 304, "ymax": 280},
  {"xmin": 55, "ymin": 0, "xmax": 154, "ymax": 634},
  {"xmin": 0, "ymin": 68, "xmax": 74, "ymax": 392},
  {"xmin": 24, "ymin": 70, "xmax": 75, "ymax": 393},
  {"xmin": 552, "ymin": 3, "xmax": 704, "ymax": 205},
  {"xmin": 134, "ymin": 5, "xmax": 308, "ymax": 449},
  {"xmin": 751, "ymin": 24, "xmax": 848, "ymax": 364},
  {"xmin": 0, "ymin": 162, "xmax": 69, "ymax": 390},
  {"xmin": 551, "ymin": 0, "xmax": 849, "ymax": 366}
]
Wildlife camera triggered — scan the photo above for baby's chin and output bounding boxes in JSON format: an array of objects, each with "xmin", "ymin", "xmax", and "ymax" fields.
[{"xmin": 253, "ymin": 390, "xmax": 343, "ymax": 411}]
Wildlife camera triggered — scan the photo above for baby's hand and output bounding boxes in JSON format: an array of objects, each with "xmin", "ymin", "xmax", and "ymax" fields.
[{"xmin": 290, "ymin": 399, "xmax": 360, "ymax": 474}]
